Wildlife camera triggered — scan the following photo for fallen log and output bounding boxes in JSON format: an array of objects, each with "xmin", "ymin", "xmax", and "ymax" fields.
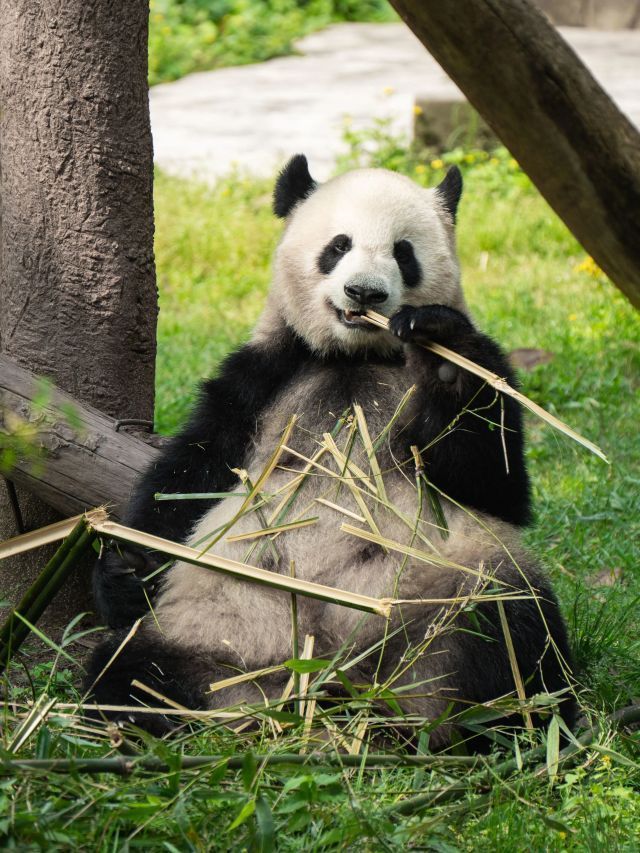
[
  {"xmin": 0, "ymin": 354, "xmax": 158, "ymax": 520},
  {"xmin": 390, "ymin": 0, "xmax": 640, "ymax": 308}
]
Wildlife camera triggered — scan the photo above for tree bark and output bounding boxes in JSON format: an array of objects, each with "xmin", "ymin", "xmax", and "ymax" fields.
[
  {"xmin": 0, "ymin": 0, "xmax": 157, "ymax": 627},
  {"xmin": 390, "ymin": 0, "xmax": 640, "ymax": 309},
  {"xmin": 1, "ymin": 354, "xmax": 158, "ymax": 519}
]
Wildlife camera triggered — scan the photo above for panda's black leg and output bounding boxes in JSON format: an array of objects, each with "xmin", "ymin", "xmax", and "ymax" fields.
[
  {"xmin": 392, "ymin": 574, "xmax": 576, "ymax": 746},
  {"xmin": 84, "ymin": 630, "xmax": 211, "ymax": 735}
]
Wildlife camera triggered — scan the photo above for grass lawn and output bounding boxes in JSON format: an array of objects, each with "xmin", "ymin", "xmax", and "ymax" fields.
[{"xmin": 2, "ymin": 149, "xmax": 639, "ymax": 849}]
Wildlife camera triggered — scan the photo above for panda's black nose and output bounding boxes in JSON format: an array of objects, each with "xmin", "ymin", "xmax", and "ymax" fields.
[{"xmin": 344, "ymin": 278, "xmax": 388, "ymax": 306}]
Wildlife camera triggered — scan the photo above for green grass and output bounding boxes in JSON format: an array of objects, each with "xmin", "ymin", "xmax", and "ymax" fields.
[
  {"xmin": 2, "ymin": 147, "xmax": 639, "ymax": 848},
  {"xmin": 149, "ymin": 0, "xmax": 395, "ymax": 86}
]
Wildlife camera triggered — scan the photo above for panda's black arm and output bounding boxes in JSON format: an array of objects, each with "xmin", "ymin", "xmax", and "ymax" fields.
[
  {"xmin": 391, "ymin": 305, "xmax": 531, "ymax": 526},
  {"xmin": 94, "ymin": 332, "xmax": 309, "ymax": 627},
  {"xmin": 125, "ymin": 333, "xmax": 309, "ymax": 541}
]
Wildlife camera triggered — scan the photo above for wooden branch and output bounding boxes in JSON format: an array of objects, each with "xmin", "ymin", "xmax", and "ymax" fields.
[
  {"xmin": 0, "ymin": 355, "xmax": 158, "ymax": 519},
  {"xmin": 390, "ymin": 0, "xmax": 640, "ymax": 308}
]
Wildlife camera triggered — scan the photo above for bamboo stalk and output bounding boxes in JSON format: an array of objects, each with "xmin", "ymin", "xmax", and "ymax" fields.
[
  {"xmin": 0, "ymin": 751, "xmax": 480, "ymax": 777},
  {"xmin": 0, "ymin": 513, "xmax": 101, "ymax": 672},
  {"xmin": 290, "ymin": 561, "xmax": 300, "ymax": 717},
  {"xmin": 384, "ymin": 703, "xmax": 640, "ymax": 818},
  {"xmin": 225, "ymin": 517, "xmax": 318, "ymax": 543},
  {"xmin": 353, "ymin": 403, "xmax": 387, "ymax": 503},
  {"xmin": 497, "ymin": 600, "xmax": 534, "ymax": 731},
  {"xmin": 92, "ymin": 518, "xmax": 393, "ymax": 618},
  {"xmin": 364, "ymin": 310, "xmax": 608, "ymax": 463}
]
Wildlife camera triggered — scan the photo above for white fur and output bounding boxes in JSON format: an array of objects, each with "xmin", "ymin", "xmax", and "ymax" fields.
[{"xmin": 254, "ymin": 168, "xmax": 469, "ymax": 355}]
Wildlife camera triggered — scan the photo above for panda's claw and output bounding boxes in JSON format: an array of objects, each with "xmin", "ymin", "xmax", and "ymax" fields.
[{"xmin": 390, "ymin": 305, "xmax": 473, "ymax": 346}]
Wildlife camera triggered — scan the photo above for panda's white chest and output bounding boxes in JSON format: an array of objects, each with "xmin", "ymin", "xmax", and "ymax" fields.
[
  {"xmin": 186, "ymin": 360, "xmax": 414, "ymax": 570},
  {"xmin": 151, "ymin": 360, "xmax": 494, "ymax": 663}
]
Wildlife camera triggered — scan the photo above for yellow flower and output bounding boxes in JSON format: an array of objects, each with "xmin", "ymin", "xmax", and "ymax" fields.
[
  {"xmin": 574, "ymin": 256, "xmax": 603, "ymax": 278},
  {"xmin": 568, "ymin": 313, "xmax": 577, "ymax": 322},
  {"xmin": 162, "ymin": 26, "xmax": 171, "ymax": 36},
  {"xmin": 430, "ymin": 159, "xmax": 444, "ymax": 170},
  {"xmin": 464, "ymin": 153, "xmax": 476, "ymax": 163},
  {"xmin": 413, "ymin": 104, "xmax": 423, "ymax": 116},
  {"xmin": 415, "ymin": 164, "xmax": 426, "ymax": 174},
  {"xmin": 382, "ymin": 86, "xmax": 395, "ymax": 96},
  {"xmin": 489, "ymin": 157, "xmax": 499, "ymax": 166},
  {"xmin": 509, "ymin": 158, "xmax": 519, "ymax": 169}
]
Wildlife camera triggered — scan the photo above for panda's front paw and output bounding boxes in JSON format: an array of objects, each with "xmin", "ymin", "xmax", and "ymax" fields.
[
  {"xmin": 389, "ymin": 305, "xmax": 473, "ymax": 347},
  {"xmin": 93, "ymin": 547, "xmax": 162, "ymax": 628}
]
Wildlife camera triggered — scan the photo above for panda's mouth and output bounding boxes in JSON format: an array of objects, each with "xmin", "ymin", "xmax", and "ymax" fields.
[{"xmin": 334, "ymin": 306, "xmax": 380, "ymax": 331}]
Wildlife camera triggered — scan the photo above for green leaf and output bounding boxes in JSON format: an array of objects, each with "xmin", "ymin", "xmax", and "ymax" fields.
[
  {"xmin": 254, "ymin": 794, "xmax": 275, "ymax": 853},
  {"xmin": 283, "ymin": 657, "xmax": 332, "ymax": 674},
  {"xmin": 259, "ymin": 707, "xmax": 302, "ymax": 724},
  {"xmin": 335, "ymin": 668, "xmax": 360, "ymax": 698},
  {"xmin": 59, "ymin": 402, "xmax": 83, "ymax": 432},
  {"xmin": 227, "ymin": 798, "xmax": 255, "ymax": 832},
  {"xmin": 241, "ymin": 751, "xmax": 257, "ymax": 792}
]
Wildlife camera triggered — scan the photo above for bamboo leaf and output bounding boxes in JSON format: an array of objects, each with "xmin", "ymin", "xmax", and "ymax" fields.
[
  {"xmin": 254, "ymin": 794, "xmax": 276, "ymax": 853},
  {"xmin": 283, "ymin": 658, "xmax": 332, "ymax": 674},
  {"xmin": 227, "ymin": 798, "xmax": 255, "ymax": 832},
  {"xmin": 353, "ymin": 402, "xmax": 387, "ymax": 503},
  {"xmin": 225, "ymin": 517, "xmax": 318, "ymax": 543}
]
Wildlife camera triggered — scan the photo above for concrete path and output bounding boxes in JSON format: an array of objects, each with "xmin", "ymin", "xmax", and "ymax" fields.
[{"xmin": 150, "ymin": 22, "xmax": 640, "ymax": 182}]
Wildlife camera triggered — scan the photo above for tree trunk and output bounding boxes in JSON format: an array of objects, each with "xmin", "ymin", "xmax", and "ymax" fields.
[
  {"xmin": 389, "ymin": 0, "xmax": 640, "ymax": 309},
  {"xmin": 1, "ymin": 354, "xmax": 158, "ymax": 519},
  {"xmin": 0, "ymin": 0, "xmax": 157, "ymax": 628}
]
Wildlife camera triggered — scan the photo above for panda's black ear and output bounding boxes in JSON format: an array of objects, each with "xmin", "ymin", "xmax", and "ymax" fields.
[
  {"xmin": 435, "ymin": 165, "xmax": 463, "ymax": 222},
  {"xmin": 273, "ymin": 154, "xmax": 317, "ymax": 218}
]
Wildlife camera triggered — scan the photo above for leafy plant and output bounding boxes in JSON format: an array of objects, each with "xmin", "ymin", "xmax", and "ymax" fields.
[{"xmin": 149, "ymin": 0, "xmax": 396, "ymax": 85}]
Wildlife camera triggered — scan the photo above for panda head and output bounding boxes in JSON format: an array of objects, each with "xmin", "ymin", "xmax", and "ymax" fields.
[{"xmin": 258, "ymin": 154, "xmax": 468, "ymax": 356}]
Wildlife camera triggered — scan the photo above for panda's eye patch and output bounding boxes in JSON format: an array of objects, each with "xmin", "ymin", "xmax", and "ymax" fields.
[
  {"xmin": 317, "ymin": 234, "xmax": 353, "ymax": 274},
  {"xmin": 393, "ymin": 239, "xmax": 421, "ymax": 288},
  {"xmin": 332, "ymin": 234, "xmax": 352, "ymax": 254}
]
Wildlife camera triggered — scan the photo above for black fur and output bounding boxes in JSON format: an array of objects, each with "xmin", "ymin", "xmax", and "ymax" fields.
[
  {"xmin": 389, "ymin": 304, "xmax": 531, "ymax": 526},
  {"xmin": 317, "ymin": 234, "xmax": 352, "ymax": 275},
  {"xmin": 435, "ymin": 166, "xmax": 463, "ymax": 221},
  {"xmin": 94, "ymin": 330, "xmax": 312, "ymax": 628},
  {"xmin": 372, "ymin": 565, "xmax": 576, "ymax": 744},
  {"xmin": 393, "ymin": 239, "xmax": 422, "ymax": 287},
  {"xmin": 273, "ymin": 154, "xmax": 317, "ymax": 218},
  {"xmin": 95, "ymin": 312, "xmax": 530, "ymax": 628}
]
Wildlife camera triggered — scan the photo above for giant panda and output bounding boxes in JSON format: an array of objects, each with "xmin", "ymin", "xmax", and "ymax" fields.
[{"xmin": 87, "ymin": 156, "xmax": 575, "ymax": 745}]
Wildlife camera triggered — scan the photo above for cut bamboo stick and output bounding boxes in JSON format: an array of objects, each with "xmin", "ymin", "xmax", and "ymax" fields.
[
  {"xmin": 364, "ymin": 310, "xmax": 608, "ymax": 463},
  {"xmin": 93, "ymin": 518, "xmax": 393, "ymax": 618},
  {"xmin": 0, "ymin": 514, "xmax": 84, "ymax": 561}
]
